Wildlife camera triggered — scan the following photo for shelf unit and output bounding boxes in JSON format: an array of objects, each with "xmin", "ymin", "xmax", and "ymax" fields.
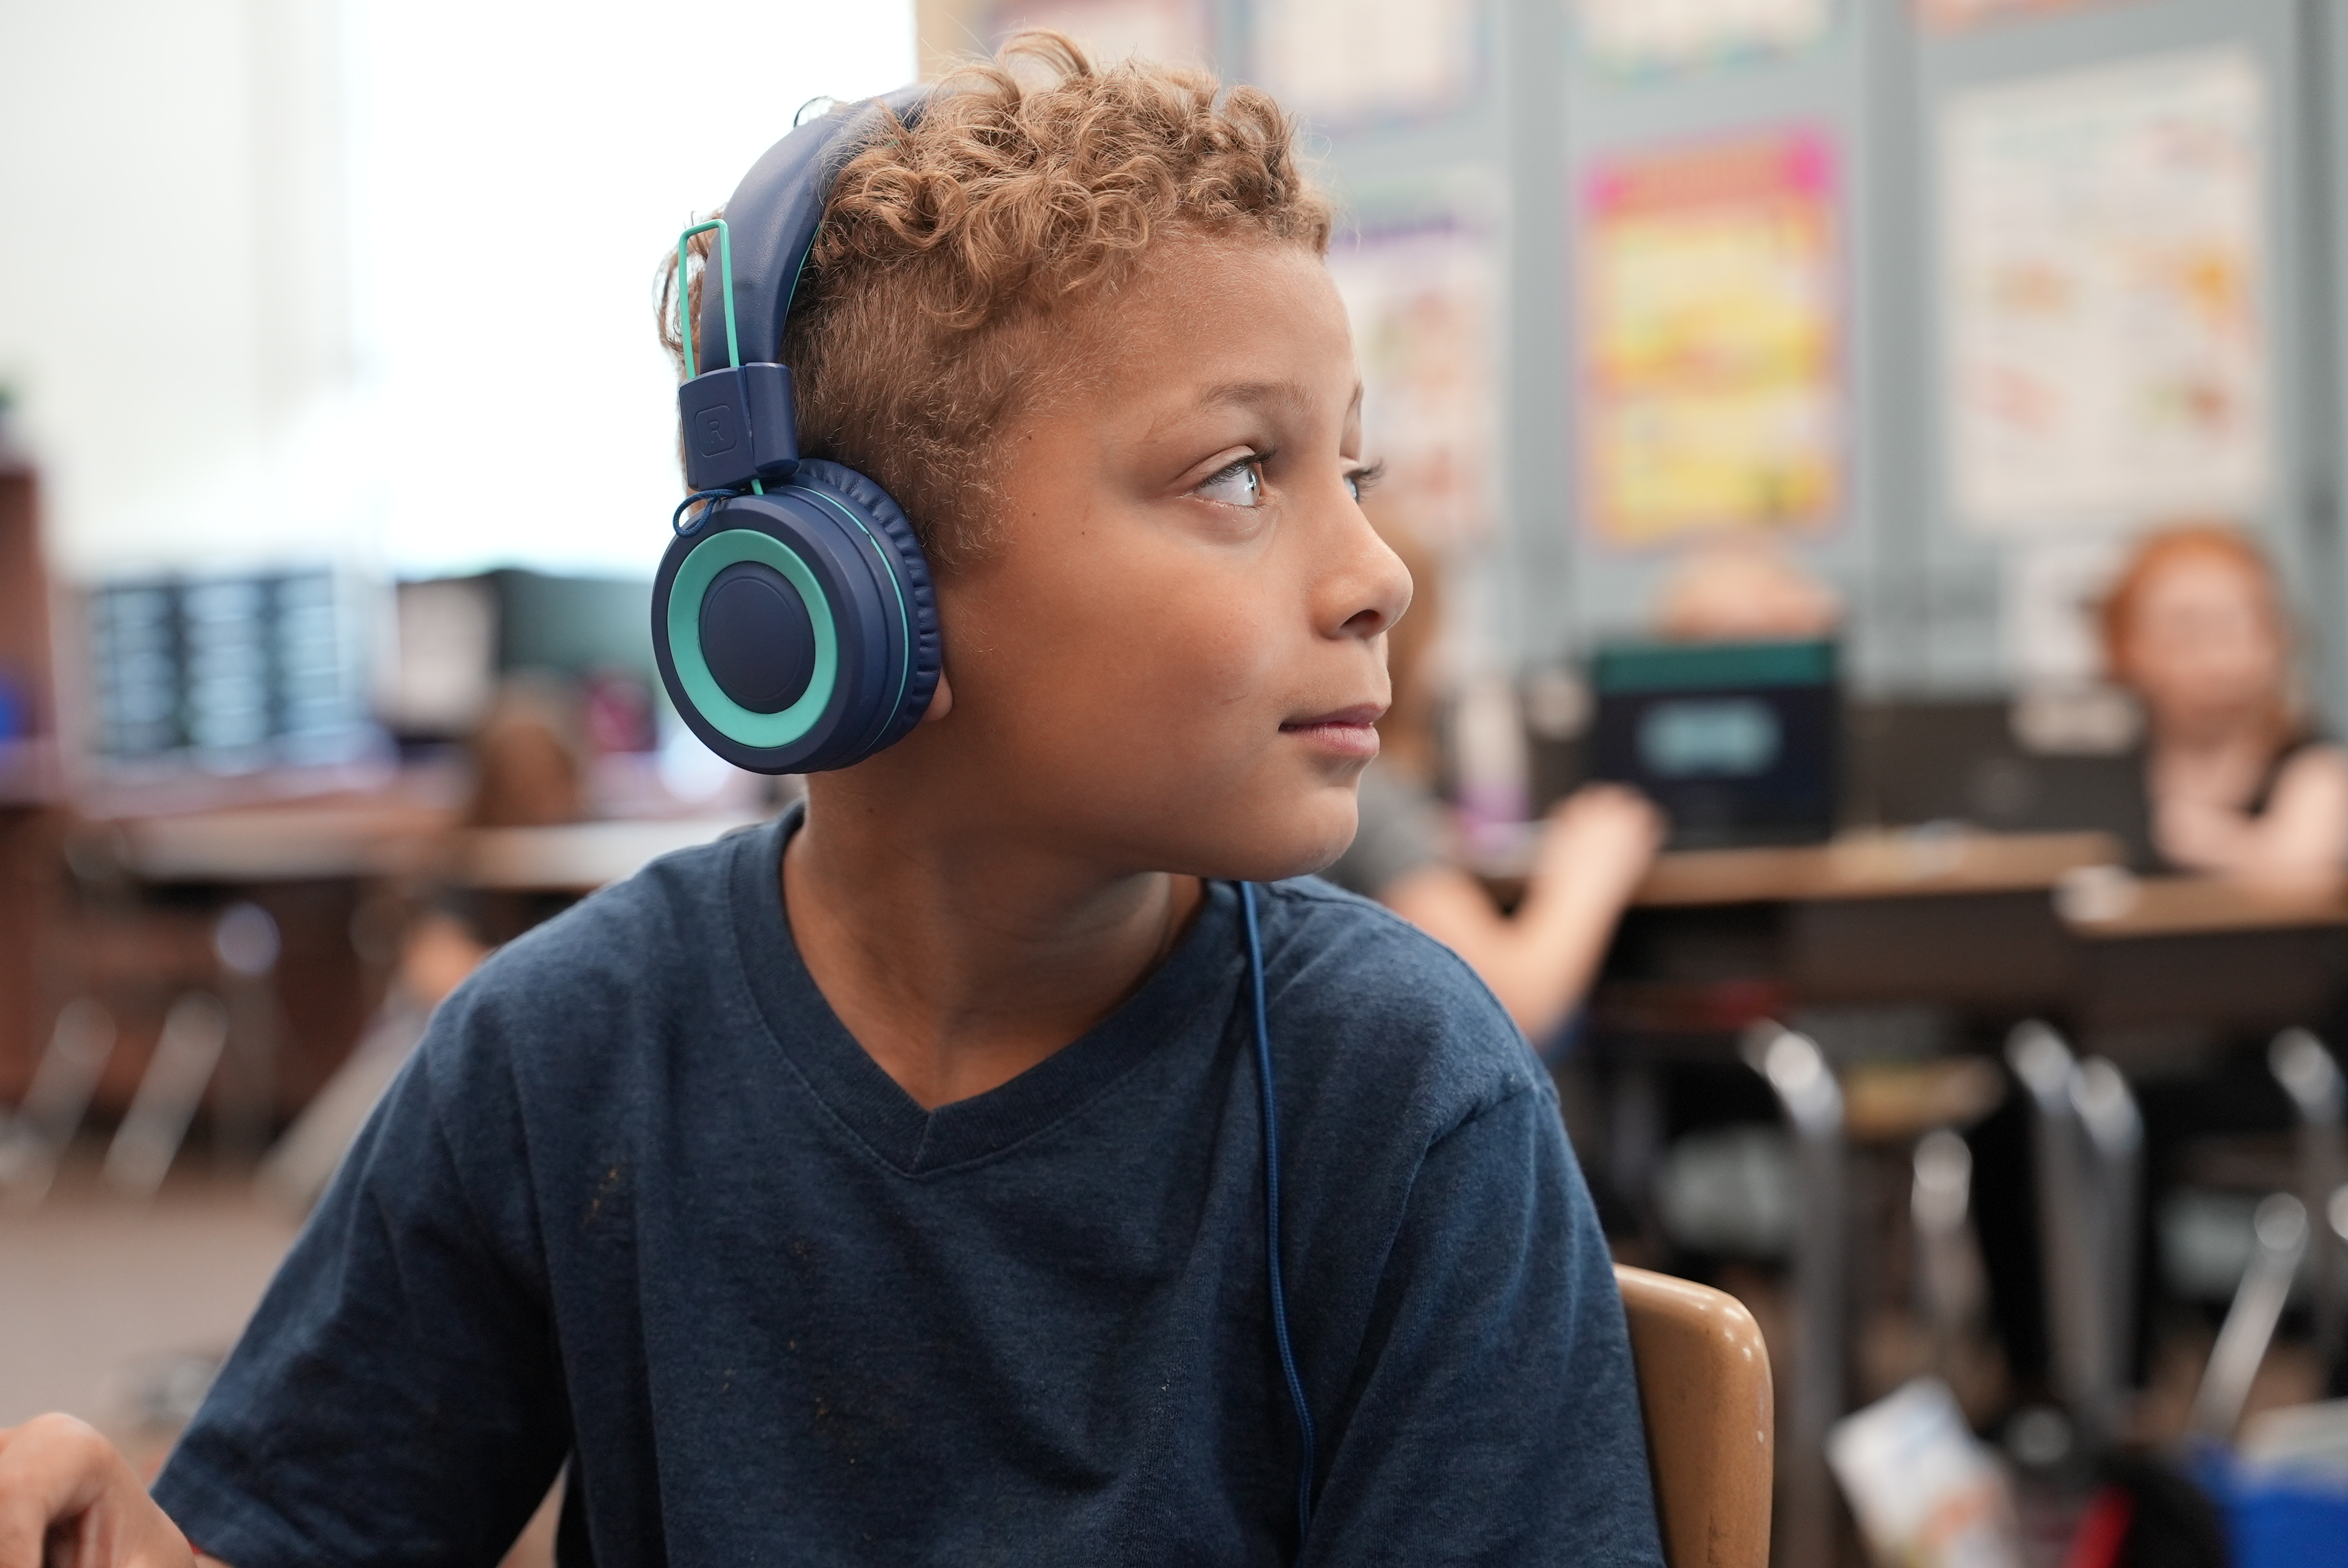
[{"xmin": 0, "ymin": 458, "xmax": 63, "ymax": 1097}]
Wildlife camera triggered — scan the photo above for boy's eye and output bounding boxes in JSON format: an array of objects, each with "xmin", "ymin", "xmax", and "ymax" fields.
[
  {"xmin": 1196, "ymin": 457, "xmax": 1265, "ymax": 508},
  {"xmin": 1344, "ymin": 461, "xmax": 1385, "ymax": 504}
]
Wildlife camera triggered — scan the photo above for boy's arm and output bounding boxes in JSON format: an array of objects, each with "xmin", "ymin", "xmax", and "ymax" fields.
[{"xmin": 1304, "ymin": 1085, "xmax": 1666, "ymax": 1568}]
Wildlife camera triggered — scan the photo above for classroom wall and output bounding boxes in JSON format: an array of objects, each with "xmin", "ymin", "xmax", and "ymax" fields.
[
  {"xmin": 13, "ymin": 3, "xmax": 2337, "ymax": 720},
  {"xmin": 0, "ymin": 0, "xmax": 354, "ymax": 581},
  {"xmin": 1505, "ymin": 0, "xmax": 2339, "ymax": 713},
  {"xmin": 926, "ymin": 0, "xmax": 2348, "ymax": 726},
  {"xmin": 0, "ymin": 2, "xmax": 920, "ymax": 590},
  {"xmin": 1893, "ymin": 0, "xmax": 2332, "ymax": 702}
]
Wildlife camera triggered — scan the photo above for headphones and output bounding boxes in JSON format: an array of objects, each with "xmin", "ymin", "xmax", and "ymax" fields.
[
  {"xmin": 652, "ymin": 87, "xmax": 943, "ymax": 776},
  {"xmin": 653, "ymin": 95, "xmax": 1318, "ymax": 1547}
]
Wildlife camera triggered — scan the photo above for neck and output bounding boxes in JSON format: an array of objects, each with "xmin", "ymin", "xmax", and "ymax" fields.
[{"xmin": 784, "ymin": 771, "xmax": 1203, "ymax": 1110}]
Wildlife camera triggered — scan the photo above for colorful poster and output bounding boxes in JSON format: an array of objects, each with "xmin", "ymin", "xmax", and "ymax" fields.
[
  {"xmin": 1915, "ymin": 0, "xmax": 2131, "ymax": 32},
  {"xmin": 1251, "ymin": 0, "xmax": 1482, "ymax": 128},
  {"xmin": 1942, "ymin": 48, "xmax": 2268, "ymax": 533},
  {"xmin": 1326, "ymin": 188, "xmax": 1506, "ymax": 546},
  {"xmin": 1581, "ymin": 132, "xmax": 1841, "ymax": 546},
  {"xmin": 985, "ymin": 0, "xmax": 1210, "ymax": 64},
  {"xmin": 1579, "ymin": 0, "xmax": 1831, "ymax": 75}
]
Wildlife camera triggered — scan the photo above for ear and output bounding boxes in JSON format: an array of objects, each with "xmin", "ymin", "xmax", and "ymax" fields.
[{"xmin": 920, "ymin": 668, "xmax": 954, "ymax": 724}]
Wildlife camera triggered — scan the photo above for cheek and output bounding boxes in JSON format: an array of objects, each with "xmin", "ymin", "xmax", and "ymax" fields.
[
  {"xmin": 949, "ymin": 548, "xmax": 1284, "ymax": 748},
  {"xmin": 1062, "ymin": 576, "xmax": 1282, "ymax": 742}
]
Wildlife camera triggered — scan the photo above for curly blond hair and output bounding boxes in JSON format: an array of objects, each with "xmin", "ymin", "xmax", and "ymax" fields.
[{"xmin": 660, "ymin": 32, "xmax": 1332, "ymax": 567}]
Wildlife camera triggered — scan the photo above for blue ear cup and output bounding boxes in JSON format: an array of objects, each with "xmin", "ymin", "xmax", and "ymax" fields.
[{"xmin": 654, "ymin": 460, "xmax": 941, "ymax": 775}]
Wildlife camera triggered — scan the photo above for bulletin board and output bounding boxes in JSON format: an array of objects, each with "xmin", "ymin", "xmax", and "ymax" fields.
[
  {"xmin": 984, "ymin": 0, "xmax": 1210, "ymax": 62},
  {"xmin": 1580, "ymin": 131, "xmax": 1842, "ymax": 547},
  {"xmin": 1248, "ymin": 0, "xmax": 1484, "ymax": 130},
  {"xmin": 1940, "ymin": 47, "xmax": 2270, "ymax": 533},
  {"xmin": 1914, "ymin": 0, "xmax": 2135, "ymax": 32},
  {"xmin": 1578, "ymin": 0, "xmax": 1832, "ymax": 76},
  {"xmin": 1326, "ymin": 189, "xmax": 1506, "ymax": 548}
]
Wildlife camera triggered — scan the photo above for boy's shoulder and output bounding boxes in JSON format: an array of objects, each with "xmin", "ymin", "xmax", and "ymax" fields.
[
  {"xmin": 1255, "ymin": 875, "xmax": 1546, "ymax": 1140},
  {"xmin": 498, "ymin": 822, "xmax": 746, "ymax": 962},
  {"xmin": 427, "ymin": 823, "xmax": 763, "ymax": 1064},
  {"xmin": 1257, "ymin": 873, "xmax": 1489, "ymax": 989}
]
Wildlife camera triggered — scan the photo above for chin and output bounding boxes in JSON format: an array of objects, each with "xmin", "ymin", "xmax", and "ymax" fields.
[{"xmin": 1170, "ymin": 783, "xmax": 1361, "ymax": 884}]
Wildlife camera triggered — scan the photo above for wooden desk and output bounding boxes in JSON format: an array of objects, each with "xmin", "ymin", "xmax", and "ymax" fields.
[
  {"xmin": 1605, "ymin": 831, "xmax": 2119, "ymax": 1028},
  {"xmin": 1632, "ymin": 829, "xmax": 2119, "ymax": 907},
  {"xmin": 108, "ymin": 797, "xmax": 452, "ymax": 884},
  {"xmin": 1599, "ymin": 831, "xmax": 2348, "ymax": 1053},
  {"xmin": 2056, "ymin": 873, "xmax": 2348, "ymax": 1044},
  {"xmin": 100, "ymin": 793, "xmax": 766, "ymax": 895},
  {"xmin": 2057, "ymin": 871, "xmax": 2348, "ymax": 939},
  {"xmin": 54, "ymin": 797, "xmax": 766, "ymax": 1115},
  {"xmin": 459, "ymin": 816, "xmax": 766, "ymax": 893}
]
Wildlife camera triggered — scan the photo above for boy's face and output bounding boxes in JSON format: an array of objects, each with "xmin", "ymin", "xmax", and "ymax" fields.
[{"xmin": 902, "ymin": 236, "xmax": 1412, "ymax": 880}]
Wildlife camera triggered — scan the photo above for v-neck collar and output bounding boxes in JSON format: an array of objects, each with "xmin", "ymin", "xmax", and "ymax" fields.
[{"xmin": 726, "ymin": 807, "xmax": 1238, "ymax": 1175}]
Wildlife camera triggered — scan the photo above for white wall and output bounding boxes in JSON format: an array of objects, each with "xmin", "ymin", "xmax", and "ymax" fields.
[
  {"xmin": 0, "ymin": 0, "xmax": 351, "ymax": 581},
  {"xmin": 352, "ymin": 0, "xmax": 916, "ymax": 577},
  {"xmin": 0, "ymin": 0, "xmax": 918, "ymax": 584}
]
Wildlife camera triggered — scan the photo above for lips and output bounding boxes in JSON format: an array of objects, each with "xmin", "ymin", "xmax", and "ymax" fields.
[{"xmin": 1280, "ymin": 702, "xmax": 1385, "ymax": 760}]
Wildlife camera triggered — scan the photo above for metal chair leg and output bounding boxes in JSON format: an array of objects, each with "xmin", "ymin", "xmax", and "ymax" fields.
[
  {"xmin": 2268, "ymin": 1029, "xmax": 2345, "ymax": 1371},
  {"xmin": 2190, "ymin": 1193, "xmax": 2311, "ymax": 1441},
  {"xmin": 2007, "ymin": 1022, "xmax": 2141, "ymax": 1453},
  {"xmin": 0, "ymin": 999, "xmax": 117, "ymax": 1206},
  {"xmin": 1745, "ymin": 1022, "xmax": 1844, "ymax": 1568},
  {"xmin": 103, "ymin": 992, "xmax": 230, "ymax": 1201},
  {"xmin": 1913, "ymin": 1128, "xmax": 1990, "ymax": 1380}
]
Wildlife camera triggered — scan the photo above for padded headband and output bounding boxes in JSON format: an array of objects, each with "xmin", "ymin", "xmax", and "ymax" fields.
[{"xmin": 693, "ymin": 84, "xmax": 932, "ymax": 376}]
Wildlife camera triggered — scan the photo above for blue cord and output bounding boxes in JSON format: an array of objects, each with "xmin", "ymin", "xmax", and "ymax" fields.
[
  {"xmin": 672, "ymin": 487, "xmax": 744, "ymax": 535},
  {"xmin": 1240, "ymin": 881, "xmax": 1316, "ymax": 1545}
]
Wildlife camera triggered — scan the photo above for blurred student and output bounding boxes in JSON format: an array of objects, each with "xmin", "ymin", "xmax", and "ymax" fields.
[
  {"xmin": 464, "ymin": 678, "xmax": 587, "ymax": 829},
  {"xmin": 2103, "ymin": 524, "xmax": 2348, "ymax": 889},
  {"xmin": 1653, "ymin": 537, "xmax": 1841, "ymax": 644},
  {"xmin": 1322, "ymin": 510, "xmax": 1665, "ymax": 1044}
]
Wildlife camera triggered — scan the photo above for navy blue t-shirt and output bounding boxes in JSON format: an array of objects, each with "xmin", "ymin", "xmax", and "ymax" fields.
[{"xmin": 154, "ymin": 812, "xmax": 1662, "ymax": 1566}]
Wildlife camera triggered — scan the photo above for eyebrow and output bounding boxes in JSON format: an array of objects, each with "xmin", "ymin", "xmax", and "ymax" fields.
[
  {"xmin": 1186, "ymin": 379, "xmax": 1368, "ymax": 426},
  {"xmin": 1141, "ymin": 378, "xmax": 1366, "ymax": 446},
  {"xmin": 1192, "ymin": 378, "xmax": 1318, "ymax": 414}
]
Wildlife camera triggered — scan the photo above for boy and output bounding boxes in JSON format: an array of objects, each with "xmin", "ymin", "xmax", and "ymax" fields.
[{"xmin": 0, "ymin": 38, "xmax": 1662, "ymax": 1567}]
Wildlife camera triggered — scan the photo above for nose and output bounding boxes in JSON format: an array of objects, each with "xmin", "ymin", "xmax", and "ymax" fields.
[{"xmin": 1324, "ymin": 506, "xmax": 1413, "ymax": 642}]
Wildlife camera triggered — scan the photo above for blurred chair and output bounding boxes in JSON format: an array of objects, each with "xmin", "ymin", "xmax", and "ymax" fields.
[
  {"xmin": 2189, "ymin": 1192, "xmax": 2311, "ymax": 1441},
  {"xmin": 259, "ymin": 907, "xmax": 488, "ymax": 1214},
  {"xmin": 2268, "ymin": 1029, "xmax": 2345, "ymax": 1369},
  {"xmin": 1741, "ymin": 1022, "xmax": 1842, "ymax": 1567},
  {"xmin": 0, "ymin": 998, "xmax": 116, "ymax": 1204},
  {"xmin": 1616, "ymin": 1265, "xmax": 1775, "ymax": 1568},
  {"xmin": 2007, "ymin": 1021, "xmax": 2142, "ymax": 1452}
]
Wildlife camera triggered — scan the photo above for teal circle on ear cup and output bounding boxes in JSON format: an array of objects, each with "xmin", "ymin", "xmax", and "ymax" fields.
[{"xmin": 668, "ymin": 528, "xmax": 839, "ymax": 748}]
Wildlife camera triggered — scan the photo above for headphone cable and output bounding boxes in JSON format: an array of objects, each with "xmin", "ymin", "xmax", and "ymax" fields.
[{"xmin": 1240, "ymin": 881, "xmax": 1316, "ymax": 1546}]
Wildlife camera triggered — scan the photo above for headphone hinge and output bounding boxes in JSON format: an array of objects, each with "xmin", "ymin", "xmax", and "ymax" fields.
[{"xmin": 679, "ymin": 362, "xmax": 800, "ymax": 491}]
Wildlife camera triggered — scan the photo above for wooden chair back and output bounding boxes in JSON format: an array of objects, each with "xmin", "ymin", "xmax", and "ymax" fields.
[{"xmin": 1615, "ymin": 1265, "xmax": 1775, "ymax": 1568}]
